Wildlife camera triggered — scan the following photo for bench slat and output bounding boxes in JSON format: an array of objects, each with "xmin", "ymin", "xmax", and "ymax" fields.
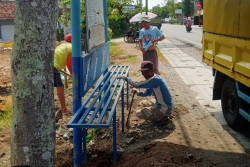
[
  {"xmin": 97, "ymin": 71, "xmax": 128, "ymax": 124},
  {"xmin": 83, "ymin": 108, "xmax": 111, "ymax": 111},
  {"xmin": 68, "ymin": 124, "xmax": 110, "ymax": 129},
  {"xmin": 68, "ymin": 66, "xmax": 120, "ymax": 125},
  {"xmin": 87, "ymin": 67, "xmax": 127, "ymax": 124},
  {"xmin": 104, "ymin": 79, "xmax": 126, "ymax": 125},
  {"xmin": 77, "ymin": 66, "xmax": 123, "ymax": 124},
  {"xmin": 68, "ymin": 65, "xmax": 130, "ymax": 128}
]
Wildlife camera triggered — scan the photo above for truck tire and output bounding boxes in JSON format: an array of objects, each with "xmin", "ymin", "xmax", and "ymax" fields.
[{"xmin": 221, "ymin": 79, "xmax": 246, "ymax": 131}]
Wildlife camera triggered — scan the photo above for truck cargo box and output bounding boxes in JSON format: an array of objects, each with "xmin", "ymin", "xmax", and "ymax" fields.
[{"xmin": 204, "ymin": 0, "xmax": 250, "ymax": 39}]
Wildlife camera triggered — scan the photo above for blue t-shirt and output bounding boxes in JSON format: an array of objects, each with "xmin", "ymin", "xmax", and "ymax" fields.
[
  {"xmin": 126, "ymin": 74, "xmax": 173, "ymax": 115},
  {"xmin": 139, "ymin": 26, "xmax": 163, "ymax": 51}
]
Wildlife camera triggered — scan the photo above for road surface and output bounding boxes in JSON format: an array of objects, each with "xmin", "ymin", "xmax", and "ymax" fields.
[
  {"xmin": 161, "ymin": 24, "xmax": 203, "ymax": 49},
  {"xmin": 159, "ymin": 24, "xmax": 250, "ymax": 152}
]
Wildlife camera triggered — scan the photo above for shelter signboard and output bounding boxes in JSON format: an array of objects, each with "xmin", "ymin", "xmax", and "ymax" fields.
[
  {"xmin": 175, "ymin": 9, "xmax": 182, "ymax": 14},
  {"xmin": 86, "ymin": 0, "xmax": 105, "ymax": 52}
]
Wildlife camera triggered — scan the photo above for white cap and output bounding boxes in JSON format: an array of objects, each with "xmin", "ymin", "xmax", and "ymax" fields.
[{"xmin": 140, "ymin": 15, "xmax": 151, "ymax": 23}]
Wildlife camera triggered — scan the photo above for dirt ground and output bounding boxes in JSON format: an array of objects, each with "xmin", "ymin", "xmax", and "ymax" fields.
[{"xmin": 0, "ymin": 41, "xmax": 250, "ymax": 167}]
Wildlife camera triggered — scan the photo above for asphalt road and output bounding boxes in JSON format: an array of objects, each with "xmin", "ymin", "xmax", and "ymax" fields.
[
  {"xmin": 161, "ymin": 24, "xmax": 203, "ymax": 49},
  {"xmin": 159, "ymin": 24, "xmax": 250, "ymax": 152}
]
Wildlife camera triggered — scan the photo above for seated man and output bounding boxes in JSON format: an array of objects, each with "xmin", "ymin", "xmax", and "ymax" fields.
[
  {"xmin": 118, "ymin": 61, "xmax": 173, "ymax": 124},
  {"xmin": 127, "ymin": 27, "xmax": 134, "ymax": 38}
]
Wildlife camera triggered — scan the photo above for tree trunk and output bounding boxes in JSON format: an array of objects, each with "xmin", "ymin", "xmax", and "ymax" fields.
[{"xmin": 11, "ymin": 1, "xmax": 58, "ymax": 166}]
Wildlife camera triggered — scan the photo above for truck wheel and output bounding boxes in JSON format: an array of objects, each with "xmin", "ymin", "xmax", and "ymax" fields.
[{"xmin": 221, "ymin": 79, "xmax": 245, "ymax": 131}]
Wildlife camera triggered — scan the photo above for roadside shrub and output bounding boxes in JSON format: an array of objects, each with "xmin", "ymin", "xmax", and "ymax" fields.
[
  {"xmin": 56, "ymin": 28, "xmax": 64, "ymax": 41},
  {"xmin": 108, "ymin": 28, "xmax": 113, "ymax": 41}
]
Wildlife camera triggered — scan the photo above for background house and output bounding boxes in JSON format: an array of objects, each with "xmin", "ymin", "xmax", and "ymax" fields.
[{"xmin": 0, "ymin": 1, "xmax": 16, "ymax": 41}]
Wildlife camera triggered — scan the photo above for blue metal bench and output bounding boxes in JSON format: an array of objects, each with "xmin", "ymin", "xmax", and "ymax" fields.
[{"xmin": 68, "ymin": 65, "xmax": 130, "ymax": 163}]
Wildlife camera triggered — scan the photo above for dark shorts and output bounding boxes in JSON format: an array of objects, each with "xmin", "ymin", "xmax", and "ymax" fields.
[
  {"xmin": 143, "ymin": 49, "xmax": 159, "ymax": 74},
  {"xmin": 54, "ymin": 67, "xmax": 64, "ymax": 87}
]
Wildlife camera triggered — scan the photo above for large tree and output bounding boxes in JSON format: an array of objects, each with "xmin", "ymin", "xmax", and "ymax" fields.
[
  {"xmin": 167, "ymin": 1, "xmax": 177, "ymax": 19},
  {"xmin": 11, "ymin": 0, "xmax": 58, "ymax": 166},
  {"xmin": 183, "ymin": 0, "xmax": 193, "ymax": 17},
  {"xmin": 107, "ymin": 0, "xmax": 139, "ymax": 37}
]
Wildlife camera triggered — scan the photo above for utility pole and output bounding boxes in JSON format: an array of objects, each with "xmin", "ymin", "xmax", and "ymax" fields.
[{"xmin": 146, "ymin": 0, "xmax": 148, "ymax": 15}]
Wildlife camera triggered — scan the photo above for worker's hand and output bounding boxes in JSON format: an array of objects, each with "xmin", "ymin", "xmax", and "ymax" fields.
[
  {"xmin": 117, "ymin": 74, "xmax": 127, "ymax": 80},
  {"xmin": 131, "ymin": 88, "xmax": 139, "ymax": 95},
  {"xmin": 151, "ymin": 39, "xmax": 158, "ymax": 43},
  {"xmin": 140, "ymin": 48, "xmax": 146, "ymax": 54}
]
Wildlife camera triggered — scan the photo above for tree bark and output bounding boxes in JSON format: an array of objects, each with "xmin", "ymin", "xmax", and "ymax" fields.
[{"xmin": 11, "ymin": 1, "xmax": 58, "ymax": 166}]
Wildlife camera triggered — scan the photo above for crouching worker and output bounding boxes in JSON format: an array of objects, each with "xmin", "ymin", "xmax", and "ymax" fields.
[
  {"xmin": 117, "ymin": 61, "xmax": 173, "ymax": 124},
  {"xmin": 54, "ymin": 34, "xmax": 72, "ymax": 114}
]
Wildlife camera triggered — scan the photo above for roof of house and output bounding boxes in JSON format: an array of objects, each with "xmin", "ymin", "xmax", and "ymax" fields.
[{"xmin": 0, "ymin": 1, "xmax": 16, "ymax": 20}]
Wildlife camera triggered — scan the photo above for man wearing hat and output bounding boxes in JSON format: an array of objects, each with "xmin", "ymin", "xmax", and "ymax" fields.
[
  {"xmin": 139, "ymin": 16, "xmax": 165, "ymax": 74},
  {"xmin": 118, "ymin": 61, "xmax": 173, "ymax": 123},
  {"xmin": 54, "ymin": 34, "xmax": 72, "ymax": 115}
]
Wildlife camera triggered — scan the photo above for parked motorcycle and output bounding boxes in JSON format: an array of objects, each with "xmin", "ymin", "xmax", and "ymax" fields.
[
  {"xmin": 124, "ymin": 31, "xmax": 139, "ymax": 43},
  {"xmin": 186, "ymin": 24, "xmax": 192, "ymax": 32}
]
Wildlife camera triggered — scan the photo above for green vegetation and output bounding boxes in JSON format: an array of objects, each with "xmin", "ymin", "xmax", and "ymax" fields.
[
  {"xmin": 125, "ymin": 55, "xmax": 137, "ymax": 63},
  {"xmin": 110, "ymin": 42, "xmax": 117, "ymax": 46},
  {"xmin": 56, "ymin": 27, "xmax": 65, "ymax": 41},
  {"xmin": 0, "ymin": 106, "xmax": 12, "ymax": 128},
  {"xmin": 183, "ymin": 0, "xmax": 193, "ymax": 17},
  {"xmin": 108, "ymin": 28, "xmax": 113, "ymax": 41},
  {"xmin": 110, "ymin": 43, "xmax": 124, "ymax": 56},
  {"xmin": 156, "ymin": 46, "xmax": 167, "ymax": 63},
  {"xmin": 58, "ymin": 0, "xmax": 200, "ymax": 40},
  {"xmin": 86, "ymin": 128, "xmax": 101, "ymax": 143},
  {"xmin": 107, "ymin": 0, "xmax": 140, "ymax": 37}
]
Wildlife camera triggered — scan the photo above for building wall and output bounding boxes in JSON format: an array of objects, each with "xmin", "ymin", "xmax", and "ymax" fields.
[{"xmin": 0, "ymin": 21, "xmax": 14, "ymax": 41}]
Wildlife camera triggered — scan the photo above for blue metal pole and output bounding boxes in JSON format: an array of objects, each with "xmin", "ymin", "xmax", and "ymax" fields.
[
  {"xmin": 122, "ymin": 87, "xmax": 124, "ymax": 132},
  {"xmin": 71, "ymin": 0, "xmax": 82, "ymax": 166},
  {"xmin": 113, "ymin": 109, "xmax": 117, "ymax": 163},
  {"xmin": 103, "ymin": 0, "xmax": 108, "ymax": 42},
  {"xmin": 82, "ymin": 128, "xmax": 87, "ymax": 163},
  {"xmin": 127, "ymin": 73, "xmax": 129, "ymax": 110}
]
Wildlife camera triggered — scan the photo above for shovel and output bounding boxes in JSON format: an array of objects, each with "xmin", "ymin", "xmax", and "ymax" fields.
[{"xmin": 126, "ymin": 91, "xmax": 135, "ymax": 128}]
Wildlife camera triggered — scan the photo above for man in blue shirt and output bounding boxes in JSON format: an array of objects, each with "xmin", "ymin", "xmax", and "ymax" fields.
[
  {"xmin": 139, "ymin": 16, "xmax": 165, "ymax": 74},
  {"xmin": 118, "ymin": 61, "xmax": 173, "ymax": 123}
]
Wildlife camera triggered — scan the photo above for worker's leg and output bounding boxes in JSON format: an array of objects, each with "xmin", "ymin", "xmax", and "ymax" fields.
[
  {"xmin": 56, "ymin": 87, "xmax": 70, "ymax": 114},
  {"xmin": 54, "ymin": 67, "xmax": 70, "ymax": 114},
  {"xmin": 136, "ymin": 106, "xmax": 166, "ymax": 122},
  {"xmin": 143, "ymin": 50, "xmax": 159, "ymax": 74}
]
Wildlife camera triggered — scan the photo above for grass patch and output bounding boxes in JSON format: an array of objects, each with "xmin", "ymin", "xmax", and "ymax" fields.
[
  {"xmin": 86, "ymin": 128, "xmax": 102, "ymax": 143},
  {"xmin": 110, "ymin": 42, "xmax": 117, "ymax": 46},
  {"xmin": 110, "ymin": 43, "xmax": 124, "ymax": 57},
  {"xmin": 125, "ymin": 55, "xmax": 137, "ymax": 63},
  {"xmin": 0, "ymin": 106, "xmax": 12, "ymax": 128},
  {"xmin": 156, "ymin": 46, "xmax": 168, "ymax": 63}
]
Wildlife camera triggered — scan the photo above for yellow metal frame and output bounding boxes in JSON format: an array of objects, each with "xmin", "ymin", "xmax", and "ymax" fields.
[
  {"xmin": 202, "ymin": 33, "xmax": 250, "ymax": 87},
  {"xmin": 1, "ymin": 42, "xmax": 13, "ymax": 48},
  {"xmin": 204, "ymin": 0, "xmax": 250, "ymax": 39}
]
